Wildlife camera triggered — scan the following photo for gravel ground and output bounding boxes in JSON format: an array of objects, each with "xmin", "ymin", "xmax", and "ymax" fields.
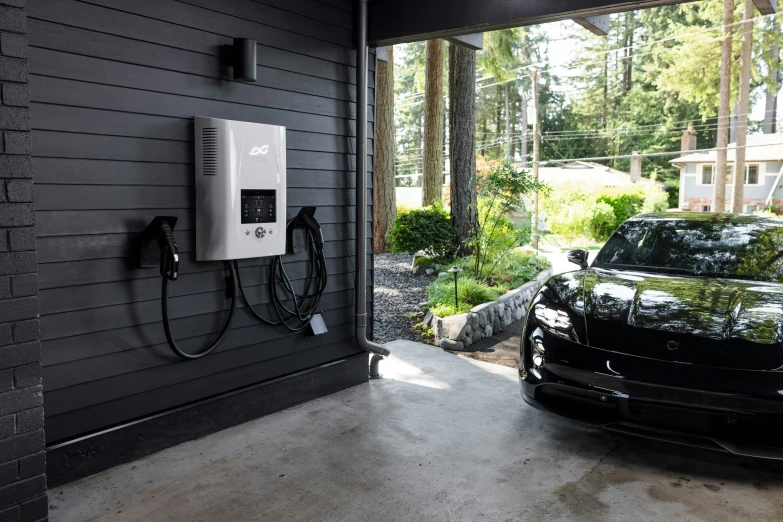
[{"xmin": 372, "ymin": 253, "xmax": 431, "ymax": 343}]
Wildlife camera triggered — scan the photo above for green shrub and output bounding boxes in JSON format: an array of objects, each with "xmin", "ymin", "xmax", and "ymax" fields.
[
  {"xmin": 589, "ymin": 201, "xmax": 616, "ymax": 240},
  {"xmin": 469, "ymin": 161, "xmax": 546, "ymax": 281},
  {"xmin": 542, "ymin": 182, "xmax": 669, "ymax": 242},
  {"xmin": 389, "ymin": 204, "xmax": 456, "ymax": 258},
  {"xmin": 426, "ymin": 274, "xmax": 503, "ymax": 317},
  {"xmin": 413, "ymin": 256, "xmax": 435, "ymax": 268},
  {"xmin": 595, "ymin": 192, "xmax": 645, "ymax": 237}
]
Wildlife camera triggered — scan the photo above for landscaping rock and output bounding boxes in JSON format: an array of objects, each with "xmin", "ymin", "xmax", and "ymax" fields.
[
  {"xmin": 425, "ymin": 268, "xmax": 435, "ymax": 275},
  {"xmin": 422, "ymin": 311, "xmax": 433, "ymax": 327},
  {"xmin": 440, "ymin": 313, "xmax": 470, "ymax": 340},
  {"xmin": 423, "ymin": 266, "xmax": 550, "ymax": 350},
  {"xmin": 412, "ymin": 265, "xmax": 422, "ymax": 275},
  {"xmin": 440, "ymin": 338, "xmax": 465, "ymax": 351},
  {"xmin": 375, "ymin": 253, "xmax": 431, "ymax": 344}
]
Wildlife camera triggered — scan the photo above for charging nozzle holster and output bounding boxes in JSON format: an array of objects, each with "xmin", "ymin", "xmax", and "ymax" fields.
[{"xmin": 140, "ymin": 216, "xmax": 180, "ymax": 281}]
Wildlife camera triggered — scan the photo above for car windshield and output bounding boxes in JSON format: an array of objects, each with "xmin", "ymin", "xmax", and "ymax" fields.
[{"xmin": 593, "ymin": 216, "xmax": 783, "ymax": 282}]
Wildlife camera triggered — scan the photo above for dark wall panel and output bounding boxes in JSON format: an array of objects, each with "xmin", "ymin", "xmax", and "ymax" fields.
[{"xmin": 29, "ymin": 0, "xmax": 374, "ymax": 444}]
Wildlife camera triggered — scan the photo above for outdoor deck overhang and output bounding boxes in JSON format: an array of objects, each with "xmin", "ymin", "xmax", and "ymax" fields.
[{"xmin": 368, "ymin": 0, "xmax": 700, "ymax": 46}]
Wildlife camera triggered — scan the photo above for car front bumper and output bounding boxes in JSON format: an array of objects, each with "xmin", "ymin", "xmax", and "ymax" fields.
[{"xmin": 520, "ymin": 338, "xmax": 783, "ymax": 460}]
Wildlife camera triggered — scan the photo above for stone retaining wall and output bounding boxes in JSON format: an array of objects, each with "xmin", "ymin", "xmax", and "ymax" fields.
[{"xmin": 423, "ymin": 268, "xmax": 553, "ymax": 351}]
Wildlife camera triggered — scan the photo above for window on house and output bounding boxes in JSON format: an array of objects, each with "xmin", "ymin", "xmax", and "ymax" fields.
[
  {"xmin": 745, "ymin": 205, "xmax": 758, "ymax": 214},
  {"xmin": 746, "ymin": 165, "xmax": 759, "ymax": 185},
  {"xmin": 701, "ymin": 204, "xmax": 711, "ymax": 212},
  {"xmin": 725, "ymin": 164, "xmax": 761, "ymax": 185},
  {"xmin": 701, "ymin": 165, "xmax": 714, "ymax": 184}
]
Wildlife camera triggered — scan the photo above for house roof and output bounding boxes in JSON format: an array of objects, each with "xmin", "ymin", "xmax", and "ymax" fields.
[
  {"xmin": 670, "ymin": 133, "xmax": 783, "ymax": 165},
  {"xmin": 532, "ymin": 161, "xmax": 666, "ymax": 188}
]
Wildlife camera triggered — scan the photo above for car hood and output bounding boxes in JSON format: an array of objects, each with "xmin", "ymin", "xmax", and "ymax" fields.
[{"xmin": 550, "ymin": 268, "xmax": 783, "ymax": 371}]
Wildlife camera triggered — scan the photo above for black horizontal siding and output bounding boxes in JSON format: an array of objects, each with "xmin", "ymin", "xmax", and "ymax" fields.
[{"xmin": 30, "ymin": 0, "xmax": 374, "ymax": 443}]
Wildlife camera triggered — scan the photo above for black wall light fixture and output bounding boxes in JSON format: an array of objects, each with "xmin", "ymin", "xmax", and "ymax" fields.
[{"xmin": 230, "ymin": 38, "xmax": 257, "ymax": 82}]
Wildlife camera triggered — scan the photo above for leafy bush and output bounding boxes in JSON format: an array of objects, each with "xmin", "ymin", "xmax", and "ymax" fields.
[
  {"xmin": 469, "ymin": 161, "xmax": 547, "ymax": 281},
  {"xmin": 497, "ymin": 250, "xmax": 552, "ymax": 289},
  {"xmin": 594, "ymin": 192, "xmax": 645, "ymax": 238},
  {"xmin": 389, "ymin": 204, "xmax": 456, "ymax": 258},
  {"xmin": 542, "ymin": 181, "xmax": 670, "ymax": 242},
  {"xmin": 589, "ymin": 201, "xmax": 616, "ymax": 240},
  {"xmin": 427, "ymin": 274, "xmax": 503, "ymax": 317}
]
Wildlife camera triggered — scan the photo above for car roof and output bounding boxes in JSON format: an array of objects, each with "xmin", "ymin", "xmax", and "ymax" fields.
[{"xmin": 629, "ymin": 212, "xmax": 783, "ymax": 226}]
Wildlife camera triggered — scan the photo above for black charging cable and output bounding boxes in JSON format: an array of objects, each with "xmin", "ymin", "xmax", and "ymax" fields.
[
  {"xmin": 235, "ymin": 207, "xmax": 328, "ymax": 332},
  {"xmin": 153, "ymin": 220, "xmax": 238, "ymax": 360}
]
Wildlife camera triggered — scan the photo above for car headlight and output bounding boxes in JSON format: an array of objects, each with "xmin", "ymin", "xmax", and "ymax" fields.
[{"xmin": 533, "ymin": 303, "xmax": 573, "ymax": 338}]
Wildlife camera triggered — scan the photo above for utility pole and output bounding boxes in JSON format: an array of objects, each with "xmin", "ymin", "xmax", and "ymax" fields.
[
  {"xmin": 713, "ymin": 0, "xmax": 733, "ymax": 214},
  {"xmin": 531, "ymin": 68, "xmax": 540, "ymax": 250},
  {"xmin": 504, "ymin": 84, "xmax": 512, "ymax": 160},
  {"xmin": 520, "ymin": 92, "xmax": 528, "ymax": 168},
  {"xmin": 732, "ymin": 0, "xmax": 755, "ymax": 213}
]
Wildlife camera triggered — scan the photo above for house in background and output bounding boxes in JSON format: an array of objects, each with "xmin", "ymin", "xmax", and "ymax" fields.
[
  {"xmin": 671, "ymin": 134, "xmax": 783, "ymax": 213},
  {"xmin": 535, "ymin": 160, "xmax": 666, "ymax": 188}
]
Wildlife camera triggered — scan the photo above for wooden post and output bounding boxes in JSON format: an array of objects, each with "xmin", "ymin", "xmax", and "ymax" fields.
[
  {"xmin": 531, "ymin": 68, "xmax": 540, "ymax": 250},
  {"xmin": 732, "ymin": 0, "xmax": 755, "ymax": 213}
]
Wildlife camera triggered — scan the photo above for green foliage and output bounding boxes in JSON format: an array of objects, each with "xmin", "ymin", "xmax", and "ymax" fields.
[
  {"xmin": 469, "ymin": 161, "xmax": 547, "ymax": 281},
  {"xmin": 542, "ymin": 182, "xmax": 669, "ymax": 242},
  {"xmin": 413, "ymin": 256, "xmax": 435, "ymax": 268},
  {"xmin": 594, "ymin": 193, "xmax": 645, "ymax": 239},
  {"xmin": 490, "ymin": 249, "xmax": 551, "ymax": 289},
  {"xmin": 427, "ymin": 274, "xmax": 503, "ymax": 317},
  {"xmin": 389, "ymin": 205, "xmax": 456, "ymax": 257},
  {"xmin": 588, "ymin": 202, "xmax": 616, "ymax": 241}
]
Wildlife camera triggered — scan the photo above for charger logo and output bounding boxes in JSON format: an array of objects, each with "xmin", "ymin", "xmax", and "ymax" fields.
[{"xmin": 249, "ymin": 145, "xmax": 269, "ymax": 156}]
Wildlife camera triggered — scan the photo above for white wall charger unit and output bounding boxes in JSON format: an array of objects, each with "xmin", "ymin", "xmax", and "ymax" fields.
[{"xmin": 194, "ymin": 116, "xmax": 287, "ymax": 261}]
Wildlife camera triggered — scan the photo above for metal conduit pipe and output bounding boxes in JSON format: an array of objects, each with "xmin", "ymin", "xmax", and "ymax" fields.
[{"xmin": 354, "ymin": 0, "xmax": 391, "ymax": 371}]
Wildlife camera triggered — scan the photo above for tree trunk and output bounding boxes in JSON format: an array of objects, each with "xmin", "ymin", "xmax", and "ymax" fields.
[
  {"xmin": 448, "ymin": 44, "xmax": 479, "ymax": 251},
  {"xmin": 763, "ymin": 21, "xmax": 779, "ymax": 135},
  {"xmin": 732, "ymin": 0, "xmax": 754, "ymax": 214},
  {"xmin": 624, "ymin": 12, "xmax": 634, "ymax": 93},
  {"xmin": 373, "ymin": 46, "xmax": 396, "ymax": 253},
  {"xmin": 422, "ymin": 39, "xmax": 445, "ymax": 206},
  {"xmin": 713, "ymin": 0, "xmax": 733, "ymax": 214}
]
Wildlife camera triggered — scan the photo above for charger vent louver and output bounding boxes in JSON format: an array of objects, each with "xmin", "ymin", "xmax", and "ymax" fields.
[{"xmin": 202, "ymin": 127, "xmax": 218, "ymax": 175}]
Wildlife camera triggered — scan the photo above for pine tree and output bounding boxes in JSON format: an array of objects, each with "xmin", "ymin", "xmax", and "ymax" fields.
[
  {"xmin": 422, "ymin": 39, "xmax": 445, "ymax": 206},
  {"xmin": 374, "ymin": 47, "xmax": 396, "ymax": 253}
]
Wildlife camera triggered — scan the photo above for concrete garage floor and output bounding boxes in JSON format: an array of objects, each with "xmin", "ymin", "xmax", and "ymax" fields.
[{"xmin": 50, "ymin": 341, "xmax": 783, "ymax": 522}]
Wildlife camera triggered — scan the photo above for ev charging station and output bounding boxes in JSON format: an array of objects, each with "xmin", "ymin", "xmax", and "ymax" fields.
[
  {"xmin": 140, "ymin": 117, "xmax": 327, "ymax": 360},
  {"xmin": 194, "ymin": 117, "xmax": 287, "ymax": 261}
]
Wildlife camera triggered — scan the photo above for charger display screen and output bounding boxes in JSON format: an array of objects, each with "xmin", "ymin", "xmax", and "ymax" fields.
[{"xmin": 241, "ymin": 189, "xmax": 276, "ymax": 224}]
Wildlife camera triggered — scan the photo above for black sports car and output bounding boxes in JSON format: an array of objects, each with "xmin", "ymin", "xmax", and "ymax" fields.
[{"xmin": 520, "ymin": 212, "xmax": 783, "ymax": 458}]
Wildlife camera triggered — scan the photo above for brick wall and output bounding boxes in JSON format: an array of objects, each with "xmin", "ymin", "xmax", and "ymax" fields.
[
  {"xmin": 0, "ymin": 1, "xmax": 47, "ymax": 521},
  {"xmin": 683, "ymin": 197, "xmax": 783, "ymax": 213}
]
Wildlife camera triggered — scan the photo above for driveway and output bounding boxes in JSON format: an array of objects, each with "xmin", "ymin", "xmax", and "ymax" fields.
[{"xmin": 50, "ymin": 341, "xmax": 783, "ymax": 521}]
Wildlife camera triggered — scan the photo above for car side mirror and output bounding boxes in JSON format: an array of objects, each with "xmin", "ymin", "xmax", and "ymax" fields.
[{"xmin": 567, "ymin": 249, "xmax": 589, "ymax": 270}]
